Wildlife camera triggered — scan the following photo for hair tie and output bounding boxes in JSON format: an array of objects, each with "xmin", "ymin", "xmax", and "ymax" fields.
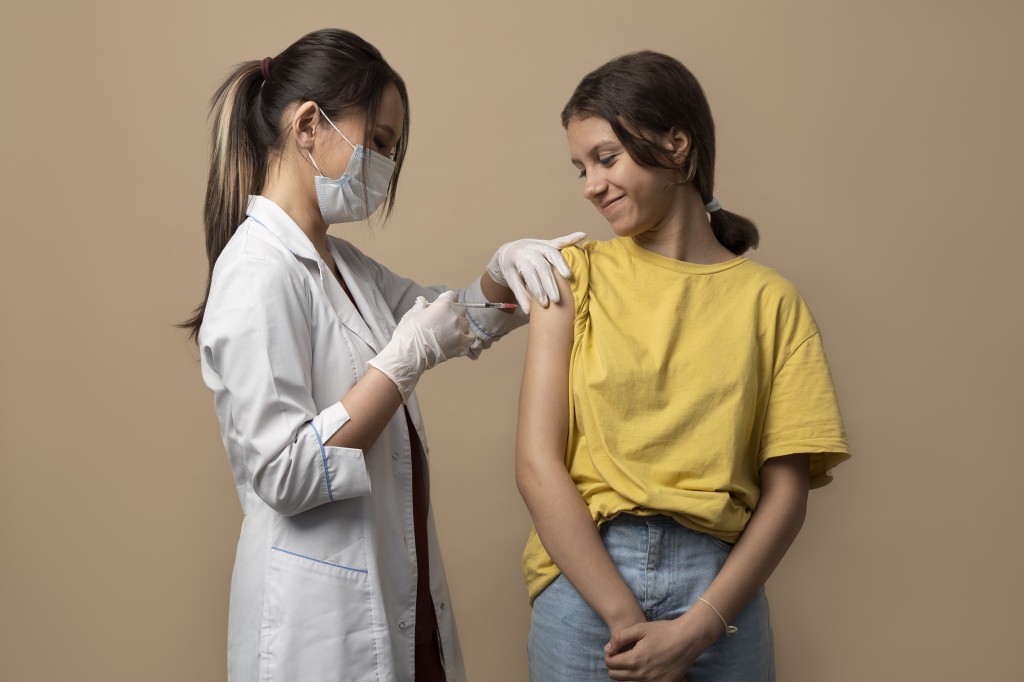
[
  {"xmin": 704, "ymin": 197, "xmax": 722, "ymax": 213},
  {"xmin": 260, "ymin": 57, "xmax": 272, "ymax": 80}
]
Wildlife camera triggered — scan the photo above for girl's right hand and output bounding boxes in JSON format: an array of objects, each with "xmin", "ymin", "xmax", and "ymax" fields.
[
  {"xmin": 604, "ymin": 613, "xmax": 717, "ymax": 682},
  {"xmin": 368, "ymin": 290, "xmax": 473, "ymax": 401}
]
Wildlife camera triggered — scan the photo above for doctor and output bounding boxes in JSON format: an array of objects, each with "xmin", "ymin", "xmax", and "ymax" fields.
[{"xmin": 182, "ymin": 29, "xmax": 582, "ymax": 682}]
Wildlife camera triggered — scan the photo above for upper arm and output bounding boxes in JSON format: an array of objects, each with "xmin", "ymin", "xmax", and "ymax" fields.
[
  {"xmin": 759, "ymin": 453, "xmax": 810, "ymax": 514},
  {"xmin": 204, "ymin": 254, "xmax": 316, "ymax": 453},
  {"xmin": 516, "ymin": 275, "xmax": 576, "ymax": 477}
]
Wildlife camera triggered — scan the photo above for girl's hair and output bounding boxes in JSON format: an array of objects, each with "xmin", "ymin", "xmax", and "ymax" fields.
[
  {"xmin": 562, "ymin": 51, "xmax": 758, "ymax": 255},
  {"xmin": 182, "ymin": 28, "xmax": 410, "ymax": 341}
]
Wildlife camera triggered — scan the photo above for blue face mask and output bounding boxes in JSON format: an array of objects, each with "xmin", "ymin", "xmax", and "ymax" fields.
[{"xmin": 306, "ymin": 109, "xmax": 396, "ymax": 224}]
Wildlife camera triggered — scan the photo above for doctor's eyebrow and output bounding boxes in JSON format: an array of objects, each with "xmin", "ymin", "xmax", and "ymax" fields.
[{"xmin": 375, "ymin": 123, "xmax": 397, "ymax": 139}]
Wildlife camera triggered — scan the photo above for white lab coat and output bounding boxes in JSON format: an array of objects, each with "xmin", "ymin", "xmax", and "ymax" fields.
[{"xmin": 199, "ymin": 196, "xmax": 525, "ymax": 682}]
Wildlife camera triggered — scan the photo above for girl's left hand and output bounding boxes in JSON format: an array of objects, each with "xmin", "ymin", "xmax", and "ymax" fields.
[{"xmin": 603, "ymin": 613, "xmax": 718, "ymax": 682}]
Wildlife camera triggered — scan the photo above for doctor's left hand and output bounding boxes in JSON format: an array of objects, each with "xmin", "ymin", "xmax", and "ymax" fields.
[{"xmin": 486, "ymin": 231, "xmax": 586, "ymax": 314}]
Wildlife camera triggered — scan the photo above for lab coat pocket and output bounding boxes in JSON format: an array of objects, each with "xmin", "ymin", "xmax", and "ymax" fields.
[{"xmin": 262, "ymin": 547, "xmax": 378, "ymax": 682}]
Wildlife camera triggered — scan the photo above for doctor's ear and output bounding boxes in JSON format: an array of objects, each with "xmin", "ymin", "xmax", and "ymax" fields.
[{"xmin": 290, "ymin": 101, "xmax": 320, "ymax": 151}]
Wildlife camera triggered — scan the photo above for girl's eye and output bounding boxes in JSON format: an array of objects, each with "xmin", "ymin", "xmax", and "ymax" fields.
[
  {"xmin": 576, "ymin": 153, "xmax": 618, "ymax": 179},
  {"xmin": 373, "ymin": 138, "xmax": 387, "ymax": 150}
]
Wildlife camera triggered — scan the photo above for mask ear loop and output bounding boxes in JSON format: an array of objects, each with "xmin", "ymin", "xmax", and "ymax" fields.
[
  {"xmin": 306, "ymin": 150, "xmax": 326, "ymax": 177},
  {"xmin": 319, "ymin": 109, "xmax": 357, "ymax": 150},
  {"xmin": 305, "ymin": 105, "xmax": 357, "ymax": 177}
]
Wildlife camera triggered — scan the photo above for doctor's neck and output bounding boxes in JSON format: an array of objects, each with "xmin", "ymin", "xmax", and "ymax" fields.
[{"xmin": 262, "ymin": 158, "xmax": 334, "ymax": 262}]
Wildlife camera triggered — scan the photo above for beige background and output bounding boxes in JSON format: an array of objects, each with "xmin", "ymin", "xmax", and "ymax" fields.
[{"xmin": 2, "ymin": 1, "xmax": 1021, "ymax": 680}]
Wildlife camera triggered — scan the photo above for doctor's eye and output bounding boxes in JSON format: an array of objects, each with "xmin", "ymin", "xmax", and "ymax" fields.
[{"xmin": 598, "ymin": 153, "xmax": 618, "ymax": 167}]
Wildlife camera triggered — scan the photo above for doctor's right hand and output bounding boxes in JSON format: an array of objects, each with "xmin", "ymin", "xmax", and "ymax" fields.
[{"xmin": 367, "ymin": 290, "xmax": 473, "ymax": 402}]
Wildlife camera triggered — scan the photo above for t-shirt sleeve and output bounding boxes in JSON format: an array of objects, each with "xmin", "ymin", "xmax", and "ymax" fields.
[
  {"xmin": 560, "ymin": 244, "xmax": 590, "ymax": 328},
  {"xmin": 759, "ymin": 331, "xmax": 850, "ymax": 488}
]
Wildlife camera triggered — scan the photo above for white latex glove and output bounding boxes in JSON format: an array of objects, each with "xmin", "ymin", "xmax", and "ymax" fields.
[
  {"xmin": 485, "ymin": 232, "xmax": 587, "ymax": 314},
  {"xmin": 367, "ymin": 290, "xmax": 474, "ymax": 402}
]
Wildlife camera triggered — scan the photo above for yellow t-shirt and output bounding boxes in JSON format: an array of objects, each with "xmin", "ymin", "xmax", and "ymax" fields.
[{"xmin": 522, "ymin": 237, "xmax": 849, "ymax": 602}]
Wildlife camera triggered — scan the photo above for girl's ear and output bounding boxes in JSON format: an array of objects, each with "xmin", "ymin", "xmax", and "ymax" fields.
[
  {"xmin": 666, "ymin": 126, "xmax": 691, "ymax": 167},
  {"xmin": 291, "ymin": 101, "xmax": 320, "ymax": 152}
]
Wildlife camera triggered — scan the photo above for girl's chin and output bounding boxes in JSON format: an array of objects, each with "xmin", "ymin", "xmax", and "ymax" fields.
[{"xmin": 608, "ymin": 221, "xmax": 643, "ymax": 238}]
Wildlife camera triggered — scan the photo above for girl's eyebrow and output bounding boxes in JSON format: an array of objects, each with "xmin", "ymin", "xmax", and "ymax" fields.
[{"xmin": 570, "ymin": 139, "xmax": 620, "ymax": 165}]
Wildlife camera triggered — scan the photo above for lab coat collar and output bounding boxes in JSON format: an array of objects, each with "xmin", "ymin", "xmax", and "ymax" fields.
[
  {"xmin": 326, "ymin": 239, "xmax": 385, "ymax": 353},
  {"xmin": 247, "ymin": 196, "xmax": 381, "ymax": 354},
  {"xmin": 246, "ymin": 196, "xmax": 320, "ymax": 263}
]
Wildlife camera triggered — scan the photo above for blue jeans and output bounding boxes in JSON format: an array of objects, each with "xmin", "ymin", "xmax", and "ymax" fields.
[{"xmin": 528, "ymin": 515, "xmax": 774, "ymax": 681}]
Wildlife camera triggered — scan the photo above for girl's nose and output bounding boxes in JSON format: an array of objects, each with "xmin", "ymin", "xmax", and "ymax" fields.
[{"xmin": 582, "ymin": 170, "xmax": 606, "ymax": 202}]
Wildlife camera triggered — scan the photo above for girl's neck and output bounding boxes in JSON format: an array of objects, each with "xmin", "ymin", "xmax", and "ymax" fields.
[{"xmin": 633, "ymin": 191, "xmax": 736, "ymax": 264}]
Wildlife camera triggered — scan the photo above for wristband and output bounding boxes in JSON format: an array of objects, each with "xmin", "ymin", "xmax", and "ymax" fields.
[{"xmin": 696, "ymin": 597, "xmax": 738, "ymax": 635}]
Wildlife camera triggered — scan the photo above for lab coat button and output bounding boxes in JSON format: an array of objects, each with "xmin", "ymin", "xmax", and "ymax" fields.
[
  {"xmin": 392, "ymin": 451, "xmax": 399, "ymax": 460},
  {"xmin": 439, "ymin": 601, "xmax": 446, "ymax": 611},
  {"xmin": 399, "ymin": 621, "xmax": 408, "ymax": 631}
]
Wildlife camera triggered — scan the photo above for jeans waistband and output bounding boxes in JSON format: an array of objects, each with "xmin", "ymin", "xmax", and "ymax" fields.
[{"xmin": 607, "ymin": 512, "xmax": 677, "ymax": 525}]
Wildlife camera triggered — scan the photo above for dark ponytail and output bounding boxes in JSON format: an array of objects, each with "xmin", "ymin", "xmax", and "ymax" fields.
[
  {"xmin": 182, "ymin": 29, "xmax": 410, "ymax": 341},
  {"xmin": 561, "ymin": 51, "xmax": 758, "ymax": 255},
  {"xmin": 707, "ymin": 207, "xmax": 759, "ymax": 255}
]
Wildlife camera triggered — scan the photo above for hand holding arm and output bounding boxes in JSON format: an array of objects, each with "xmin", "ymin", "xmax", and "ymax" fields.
[{"xmin": 486, "ymin": 231, "xmax": 586, "ymax": 313}]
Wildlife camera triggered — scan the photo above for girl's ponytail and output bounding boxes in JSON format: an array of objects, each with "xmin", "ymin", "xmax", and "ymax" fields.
[{"xmin": 707, "ymin": 207, "xmax": 759, "ymax": 256}]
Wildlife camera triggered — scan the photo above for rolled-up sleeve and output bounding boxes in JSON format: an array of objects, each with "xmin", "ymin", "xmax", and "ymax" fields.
[{"xmin": 201, "ymin": 248, "xmax": 371, "ymax": 517}]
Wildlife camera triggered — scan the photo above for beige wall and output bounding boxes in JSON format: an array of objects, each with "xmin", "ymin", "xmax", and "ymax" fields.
[{"xmin": 2, "ymin": 1, "xmax": 1021, "ymax": 679}]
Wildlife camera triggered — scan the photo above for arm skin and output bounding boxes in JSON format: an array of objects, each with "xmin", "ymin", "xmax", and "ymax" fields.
[
  {"xmin": 603, "ymin": 453, "xmax": 809, "ymax": 682},
  {"xmin": 325, "ymin": 273, "xmax": 518, "ymax": 453},
  {"xmin": 515, "ymin": 275, "xmax": 647, "ymax": 633},
  {"xmin": 324, "ymin": 368, "xmax": 404, "ymax": 451},
  {"xmin": 480, "ymin": 272, "xmax": 518, "ymax": 306}
]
